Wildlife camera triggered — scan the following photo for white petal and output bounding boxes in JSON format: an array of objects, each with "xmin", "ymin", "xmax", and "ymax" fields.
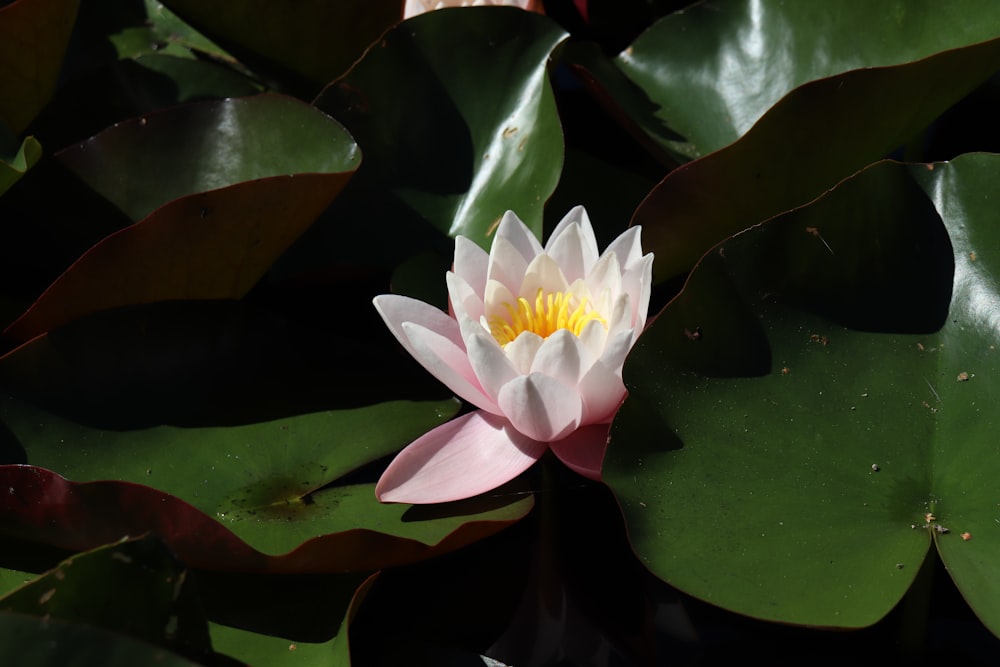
[
  {"xmin": 498, "ymin": 374, "xmax": 582, "ymax": 442},
  {"xmin": 546, "ymin": 205, "xmax": 598, "ymax": 260},
  {"xmin": 402, "ymin": 322, "xmax": 501, "ymax": 414},
  {"xmin": 530, "ymin": 329, "xmax": 584, "ymax": 387},
  {"xmin": 504, "ymin": 331, "xmax": 544, "ymax": 375},
  {"xmin": 598, "ymin": 328, "xmax": 636, "ymax": 373},
  {"xmin": 545, "ymin": 216, "xmax": 599, "ymax": 283},
  {"xmin": 577, "ymin": 360, "xmax": 627, "ymax": 424},
  {"xmin": 606, "ymin": 292, "xmax": 633, "ymax": 341},
  {"xmin": 453, "ymin": 236, "xmax": 489, "ymax": 300},
  {"xmin": 623, "ymin": 253, "xmax": 654, "ymax": 331},
  {"xmin": 487, "ymin": 234, "xmax": 531, "ymax": 295},
  {"xmin": 584, "ymin": 252, "xmax": 622, "ymax": 307},
  {"xmin": 577, "ymin": 318, "xmax": 608, "ymax": 364},
  {"xmin": 466, "ymin": 333, "xmax": 519, "ymax": 401},
  {"xmin": 494, "ymin": 210, "xmax": 542, "ymax": 265},
  {"xmin": 602, "ymin": 225, "xmax": 643, "ymax": 270},
  {"xmin": 520, "ymin": 253, "xmax": 569, "ymax": 298}
]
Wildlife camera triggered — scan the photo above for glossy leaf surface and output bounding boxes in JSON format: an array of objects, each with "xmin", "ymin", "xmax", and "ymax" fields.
[
  {"xmin": 0, "ymin": 394, "xmax": 531, "ymax": 572},
  {"xmin": 3, "ymin": 95, "xmax": 360, "ymax": 342},
  {"xmin": 607, "ymin": 155, "xmax": 1000, "ymax": 632},
  {"xmin": 616, "ymin": 0, "xmax": 1000, "ymax": 156},
  {"xmin": 630, "ymin": 33, "xmax": 1000, "ymax": 280},
  {"xmin": 311, "ymin": 7, "xmax": 566, "ymax": 263}
]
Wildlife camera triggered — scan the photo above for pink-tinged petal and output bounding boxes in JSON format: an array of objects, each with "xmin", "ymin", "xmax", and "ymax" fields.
[
  {"xmin": 520, "ymin": 253, "xmax": 569, "ymax": 298},
  {"xmin": 498, "ymin": 373, "xmax": 582, "ymax": 442},
  {"xmin": 466, "ymin": 333, "xmax": 518, "ymax": 400},
  {"xmin": 494, "ymin": 210, "xmax": 543, "ymax": 263},
  {"xmin": 549, "ymin": 423, "xmax": 611, "ymax": 481},
  {"xmin": 545, "ymin": 216, "xmax": 599, "ymax": 283},
  {"xmin": 402, "ymin": 322, "xmax": 500, "ymax": 414},
  {"xmin": 374, "ymin": 294, "xmax": 464, "ymax": 349},
  {"xmin": 376, "ymin": 410, "xmax": 547, "ymax": 504},
  {"xmin": 530, "ymin": 329, "xmax": 584, "ymax": 387},
  {"xmin": 577, "ymin": 360, "xmax": 627, "ymax": 424},
  {"xmin": 453, "ymin": 236, "xmax": 489, "ymax": 299},
  {"xmin": 446, "ymin": 271, "xmax": 484, "ymax": 326}
]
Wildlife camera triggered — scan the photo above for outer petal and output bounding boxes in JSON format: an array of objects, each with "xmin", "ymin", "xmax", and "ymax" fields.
[
  {"xmin": 402, "ymin": 322, "xmax": 500, "ymax": 414},
  {"xmin": 376, "ymin": 410, "xmax": 547, "ymax": 504},
  {"xmin": 602, "ymin": 225, "xmax": 643, "ymax": 270},
  {"xmin": 549, "ymin": 423, "xmax": 611, "ymax": 481},
  {"xmin": 576, "ymin": 360, "xmax": 627, "ymax": 424},
  {"xmin": 453, "ymin": 236, "xmax": 489, "ymax": 300},
  {"xmin": 498, "ymin": 373, "xmax": 582, "ymax": 442}
]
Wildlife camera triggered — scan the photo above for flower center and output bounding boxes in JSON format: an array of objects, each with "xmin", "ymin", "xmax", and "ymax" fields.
[{"xmin": 488, "ymin": 288, "xmax": 606, "ymax": 347}]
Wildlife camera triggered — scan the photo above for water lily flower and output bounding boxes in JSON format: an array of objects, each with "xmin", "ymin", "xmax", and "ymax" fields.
[
  {"xmin": 403, "ymin": 0, "xmax": 544, "ymax": 19},
  {"xmin": 374, "ymin": 207, "xmax": 653, "ymax": 503}
]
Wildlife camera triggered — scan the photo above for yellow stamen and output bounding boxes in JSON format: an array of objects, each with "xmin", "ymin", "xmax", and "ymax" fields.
[{"xmin": 488, "ymin": 288, "xmax": 606, "ymax": 347}]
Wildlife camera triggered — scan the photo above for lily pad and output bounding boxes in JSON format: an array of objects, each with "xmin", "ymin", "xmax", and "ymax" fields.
[
  {"xmin": 3, "ymin": 94, "xmax": 360, "ymax": 343},
  {"xmin": 616, "ymin": 0, "xmax": 1000, "ymax": 156},
  {"xmin": 0, "ymin": 135, "xmax": 42, "ymax": 197},
  {"xmin": 0, "ymin": 393, "xmax": 535, "ymax": 573},
  {"xmin": 606, "ymin": 155, "xmax": 1000, "ymax": 634},
  {"xmin": 159, "ymin": 0, "xmax": 403, "ymax": 93},
  {"xmin": 0, "ymin": 536, "xmax": 212, "ymax": 661},
  {"xmin": 304, "ymin": 7, "xmax": 566, "ymax": 274},
  {"xmin": 0, "ymin": 0, "xmax": 80, "ymax": 135},
  {"xmin": 630, "ymin": 32, "xmax": 1000, "ymax": 281}
]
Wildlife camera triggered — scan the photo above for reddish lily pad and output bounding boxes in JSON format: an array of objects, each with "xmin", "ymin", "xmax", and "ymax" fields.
[
  {"xmin": 0, "ymin": 392, "xmax": 533, "ymax": 573},
  {"xmin": 2, "ymin": 94, "xmax": 360, "ymax": 343},
  {"xmin": 0, "ymin": 0, "xmax": 80, "ymax": 135},
  {"xmin": 631, "ymin": 34, "xmax": 1000, "ymax": 281}
]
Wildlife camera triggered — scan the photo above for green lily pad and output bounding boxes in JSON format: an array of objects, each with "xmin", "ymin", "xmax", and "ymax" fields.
[
  {"xmin": 0, "ymin": 390, "xmax": 534, "ymax": 572},
  {"xmin": 606, "ymin": 155, "xmax": 1000, "ymax": 634},
  {"xmin": 630, "ymin": 33, "xmax": 1000, "ymax": 281},
  {"xmin": 0, "ymin": 536, "xmax": 212, "ymax": 661},
  {"xmin": 616, "ymin": 0, "xmax": 1000, "ymax": 157},
  {"xmin": 0, "ymin": 612, "xmax": 202, "ymax": 667},
  {"xmin": 304, "ymin": 7, "xmax": 566, "ymax": 274},
  {"xmin": 0, "ymin": 135, "xmax": 42, "ymax": 197}
]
